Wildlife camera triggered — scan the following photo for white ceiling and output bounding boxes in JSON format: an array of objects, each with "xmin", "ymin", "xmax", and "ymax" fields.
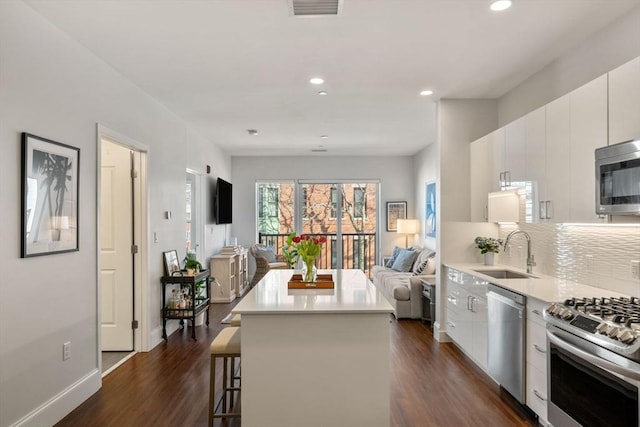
[{"xmin": 25, "ymin": 0, "xmax": 640, "ymax": 157}]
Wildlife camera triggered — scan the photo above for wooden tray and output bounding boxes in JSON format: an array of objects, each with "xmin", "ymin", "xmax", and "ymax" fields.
[{"xmin": 288, "ymin": 273, "xmax": 335, "ymax": 289}]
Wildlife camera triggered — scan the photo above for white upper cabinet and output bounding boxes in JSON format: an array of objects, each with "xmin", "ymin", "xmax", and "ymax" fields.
[
  {"xmin": 524, "ymin": 107, "xmax": 547, "ymax": 222},
  {"xmin": 504, "ymin": 116, "xmax": 527, "ymax": 185},
  {"xmin": 609, "ymin": 57, "xmax": 640, "ymax": 145},
  {"xmin": 544, "ymin": 94, "xmax": 572, "ymax": 223},
  {"xmin": 570, "ymin": 75, "xmax": 608, "ymax": 223},
  {"xmin": 470, "ymin": 56, "xmax": 638, "ymax": 224},
  {"xmin": 470, "ymin": 128, "xmax": 504, "ymax": 222}
]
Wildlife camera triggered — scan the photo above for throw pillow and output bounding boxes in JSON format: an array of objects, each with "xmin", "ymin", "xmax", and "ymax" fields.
[
  {"xmin": 391, "ymin": 249, "xmax": 418, "ymax": 272},
  {"xmin": 255, "ymin": 246, "xmax": 276, "ymax": 263},
  {"xmin": 411, "ymin": 250, "xmax": 428, "ymax": 274},
  {"xmin": 385, "ymin": 246, "xmax": 402, "ymax": 268},
  {"xmin": 423, "ymin": 256, "xmax": 436, "ymax": 275},
  {"xmin": 412, "ymin": 250, "xmax": 436, "ymax": 274}
]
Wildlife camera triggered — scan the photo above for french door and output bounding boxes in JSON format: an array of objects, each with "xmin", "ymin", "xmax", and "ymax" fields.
[{"xmin": 256, "ymin": 181, "xmax": 379, "ymax": 275}]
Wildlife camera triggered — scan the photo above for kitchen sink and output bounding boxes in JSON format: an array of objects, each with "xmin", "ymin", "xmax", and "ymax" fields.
[{"xmin": 472, "ymin": 269, "xmax": 537, "ymax": 279}]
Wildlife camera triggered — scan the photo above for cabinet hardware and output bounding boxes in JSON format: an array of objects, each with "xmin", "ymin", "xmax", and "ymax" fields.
[
  {"xmin": 545, "ymin": 200, "xmax": 552, "ymax": 219},
  {"xmin": 533, "ymin": 344, "xmax": 546, "ymax": 354},
  {"xmin": 532, "ymin": 309, "xmax": 542, "ymax": 316},
  {"xmin": 447, "ymin": 321, "xmax": 455, "ymax": 328},
  {"xmin": 533, "ymin": 389, "xmax": 547, "ymax": 401},
  {"xmin": 505, "ymin": 171, "xmax": 511, "ymax": 187},
  {"xmin": 539, "ymin": 201, "xmax": 546, "ymax": 220}
]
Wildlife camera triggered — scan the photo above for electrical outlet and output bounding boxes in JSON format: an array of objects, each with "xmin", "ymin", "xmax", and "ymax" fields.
[
  {"xmin": 586, "ymin": 255, "xmax": 594, "ymax": 271},
  {"xmin": 632, "ymin": 260, "xmax": 640, "ymax": 280},
  {"xmin": 63, "ymin": 342, "xmax": 71, "ymax": 361}
]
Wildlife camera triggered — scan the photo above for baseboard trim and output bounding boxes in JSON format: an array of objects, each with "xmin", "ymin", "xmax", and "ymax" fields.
[
  {"xmin": 433, "ymin": 322, "xmax": 451, "ymax": 343},
  {"xmin": 11, "ymin": 369, "xmax": 101, "ymax": 427}
]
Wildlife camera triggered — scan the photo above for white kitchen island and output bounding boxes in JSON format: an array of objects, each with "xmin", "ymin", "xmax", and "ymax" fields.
[{"xmin": 232, "ymin": 269, "xmax": 394, "ymax": 427}]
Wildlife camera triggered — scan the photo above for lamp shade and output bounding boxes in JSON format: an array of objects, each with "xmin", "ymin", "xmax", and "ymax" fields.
[{"xmin": 396, "ymin": 219, "xmax": 419, "ymax": 234}]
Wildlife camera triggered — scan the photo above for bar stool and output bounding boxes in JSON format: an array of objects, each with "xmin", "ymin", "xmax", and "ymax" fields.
[
  {"xmin": 208, "ymin": 326, "xmax": 241, "ymax": 426},
  {"xmin": 230, "ymin": 313, "xmax": 241, "ymax": 326}
]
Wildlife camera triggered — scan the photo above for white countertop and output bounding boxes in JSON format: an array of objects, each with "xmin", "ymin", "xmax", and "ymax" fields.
[
  {"xmin": 233, "ymin": 269, "xmax": 395, "ymax": 314},
  {"xmin": 444, "ymin": 263, "xmax": 631, "ymax": 303}
]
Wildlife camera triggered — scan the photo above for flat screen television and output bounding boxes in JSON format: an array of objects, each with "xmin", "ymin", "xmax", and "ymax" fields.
[{"xmin": 215, "ymin": 177, "xmax": 233, "ymax": 224}]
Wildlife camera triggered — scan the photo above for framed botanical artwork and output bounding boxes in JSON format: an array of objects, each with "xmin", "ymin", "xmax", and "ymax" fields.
[
  {"xmin": 21, "ymin": 133, "xmax": 80, "ymax": 257},
  {"xmin": 425, "ymin": 181, "xmax": 436, "ymax": 238},
  {"xmin": 163, "ymin": 250, "xmax": 182, "ymax": 276},
  {"xmin": 386, "ymin": 201, "xmax": 407, "ymax": 232}
]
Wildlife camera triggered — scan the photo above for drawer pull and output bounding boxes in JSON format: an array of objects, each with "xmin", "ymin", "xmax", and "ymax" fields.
[
  {"xmin": 533, "ymin": 389, "xmax": 547, "ymax": 402},
  {"xmin": 447, "ymin": 321, "xmax": 456, "ymax": 328},
  {"xmin": 532, "ymin": 309, "xmax": 542, "ymax": 317},
  {"xmin": 533, "ymin": 344, "xmax": 546, "ymax": 354}
]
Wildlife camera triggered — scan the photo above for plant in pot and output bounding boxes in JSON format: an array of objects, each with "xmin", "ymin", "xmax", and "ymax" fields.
[
  {"xmin": 184, "ymin": 251, "xmax": 202, "ymax": 276},
  {"xmin": 474, "ymin": 236, "xmax": 503, "ymax": 266}
]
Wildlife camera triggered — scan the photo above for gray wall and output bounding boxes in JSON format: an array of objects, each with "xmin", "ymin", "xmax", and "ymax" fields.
[
  {"xmin": 0, "ymin": 3, "xmax": 231, "ymax": 426},
  {"xmin": 231, "ymin": 156, "xmax": 415, "ymax": 277}
]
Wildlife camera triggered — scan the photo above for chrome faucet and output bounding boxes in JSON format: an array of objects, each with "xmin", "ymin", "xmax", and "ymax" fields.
[{"xmin": 503, "ymin": 230, "xmax": 536, "ymax": 274}]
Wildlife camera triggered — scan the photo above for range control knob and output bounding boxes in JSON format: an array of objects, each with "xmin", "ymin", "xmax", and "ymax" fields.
[
  {"xmin": 548, "ymin": 304, "xmax": 562, "ymax": 317},
  {"xmin": 596, "ymin": 323, "xmax": 610, "ymax": 335},
  {"xmin": 607, "ymin": 327, "xmax": 621, "ymax": 339},
  {"xmin": 560, "ymin": 309, "xmax": 575, "ymax": 321},
  {"xmin": 617, "ymin": 329, "xmax": 636, "ymax": 345}
]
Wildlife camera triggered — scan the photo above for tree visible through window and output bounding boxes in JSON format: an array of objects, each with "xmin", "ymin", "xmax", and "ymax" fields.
[{"xmin": 354, "ymin": 187, "xmax": 366, "ymax": 219}]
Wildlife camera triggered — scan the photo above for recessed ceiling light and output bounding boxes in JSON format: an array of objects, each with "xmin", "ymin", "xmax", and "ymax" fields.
[
  {"xmin": 247, "ymin": 129, "xmax": 258, "ymax": 135},
  {"xmin": 490, "ymin": 0, "xmax": 512, "ymax": 11},
  {"xmin": 320, "ymin": 135, "xmax": 329, "ymax": 139},
  {"xmin": 420, "ymin": 90, "xmax": 434, "ymax": 96},
  {"xmin": 318, "ymin": 91, "xmax": 328, "ymax": 95},
  {"xmin": 310, "ymin": 77, "xmax": 325, "ymax": 85}
]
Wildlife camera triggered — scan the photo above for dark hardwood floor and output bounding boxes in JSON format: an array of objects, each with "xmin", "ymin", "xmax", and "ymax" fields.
[{"xmin": 56, "ymin": 299, "xmax": 538, "ymax": 427}]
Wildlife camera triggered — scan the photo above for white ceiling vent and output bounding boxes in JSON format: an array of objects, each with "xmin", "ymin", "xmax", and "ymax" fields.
[{"xmin": 288, "ymin": 0, "xmax": 343, "ymax": 17}]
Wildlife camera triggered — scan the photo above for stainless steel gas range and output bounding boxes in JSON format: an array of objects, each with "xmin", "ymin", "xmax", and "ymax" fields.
[{"xmin": 544, "ymin": 297, "xmax": 640, "ymax": 427}]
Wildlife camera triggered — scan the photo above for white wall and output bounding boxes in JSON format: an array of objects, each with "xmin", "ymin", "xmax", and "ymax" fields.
[
  {"xmin": 498, "ymin": 5, "xmax": 640, "ymax": 126},
  {"xmin": 231, "ymin": 156, "xmax": 415, "ymax": 277},
  {"xmin": 0, "ymin": 3, "xmax": 230, "ymax": 426},
  {"xmin": 431, "ymin": 99, "xmax": 499, "ymax": 341}
]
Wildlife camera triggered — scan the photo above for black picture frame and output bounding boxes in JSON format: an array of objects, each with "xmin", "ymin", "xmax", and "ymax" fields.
[
  {"xmin": 386, "ymin": 201, "xmax": 407, "ymax": 232},
  {"xmin": 163, "ymin": 250, "xmax": 182, "ymax": 276},
  {"xmin": 21, "ymin": 133, "xmax": 80, "ymax": 257}
]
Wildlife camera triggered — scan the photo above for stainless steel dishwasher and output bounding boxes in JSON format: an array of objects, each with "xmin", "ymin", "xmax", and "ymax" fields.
[{"xmin": 487, "ymin": 283, "xmax": 526, "ymax": 404}]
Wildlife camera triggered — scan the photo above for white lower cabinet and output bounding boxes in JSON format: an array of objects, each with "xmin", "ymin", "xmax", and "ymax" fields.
[
  {"xmin": 526, "ymin": 362, "xmax": 548, "ymax": 423},
  {"xmin": 445, "ymin": 267, "xmax": 488, "ymax": 370},
  {"xmin": 526, "ymin": 298, "xmax": 548, "ymax": 425}
]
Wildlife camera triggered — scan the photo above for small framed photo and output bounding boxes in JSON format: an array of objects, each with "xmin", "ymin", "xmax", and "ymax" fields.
[
  {"xmin": 163, "ymin": 250, "xmax": 182, "ymax": 276},
  {"xmin": 21, "ymin": 133, "xmax": 80, "ymax": 257},
  {"xmin": 386, "ymin": 201, "xmax": 407, "ymax": 232}
]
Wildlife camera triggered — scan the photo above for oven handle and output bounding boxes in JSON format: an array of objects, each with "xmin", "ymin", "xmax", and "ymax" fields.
[{"xmin": 547, "ymin": 330, "xmax": 640, "ymax": 381}]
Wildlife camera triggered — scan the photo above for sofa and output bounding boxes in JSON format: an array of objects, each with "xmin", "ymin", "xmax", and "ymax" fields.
[{"xmin": 371, "ymin": 246, "xmax": 436, "ymax": 319}]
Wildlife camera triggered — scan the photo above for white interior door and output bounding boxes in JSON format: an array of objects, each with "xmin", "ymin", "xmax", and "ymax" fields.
[{"xmin": 101, "ymin": 139, "xmax": 134, "ymax": 351}]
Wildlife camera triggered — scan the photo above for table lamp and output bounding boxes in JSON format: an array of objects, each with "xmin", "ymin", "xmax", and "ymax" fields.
[{"xmin": 397, "ymin": 219, "xmax": 419, "ymax": 248}]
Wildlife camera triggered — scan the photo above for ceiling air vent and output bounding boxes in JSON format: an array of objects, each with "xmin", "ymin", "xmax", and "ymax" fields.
[
  {"xmin": 288, "ymin": 0, "xmax": 343, "ymax": 16},
  {"xmin": 311, "ymin": 148, "xmax": 328, "ymax": 152}
]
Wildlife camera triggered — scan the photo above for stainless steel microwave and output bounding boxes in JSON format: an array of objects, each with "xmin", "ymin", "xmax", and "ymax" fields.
[{"xmin": 595, "ymin": 139, "xmax": 640, "ymax": 215}]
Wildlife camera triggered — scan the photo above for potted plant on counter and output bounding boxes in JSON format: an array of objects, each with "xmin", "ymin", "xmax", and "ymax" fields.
[{"xmin": 474, "ymin": 236, "xmax": 503, "ymax": 266}]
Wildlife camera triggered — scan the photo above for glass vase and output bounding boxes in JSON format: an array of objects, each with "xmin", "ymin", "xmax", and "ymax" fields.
[{"xmin": 301, "ymin": 259, "xmax": 317, "ymax": 283}]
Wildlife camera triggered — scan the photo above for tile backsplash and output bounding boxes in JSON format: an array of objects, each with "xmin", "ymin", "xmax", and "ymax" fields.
[{"xmin": 498, "ymin": 223, "xmax": 640, "ymax": 297}]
